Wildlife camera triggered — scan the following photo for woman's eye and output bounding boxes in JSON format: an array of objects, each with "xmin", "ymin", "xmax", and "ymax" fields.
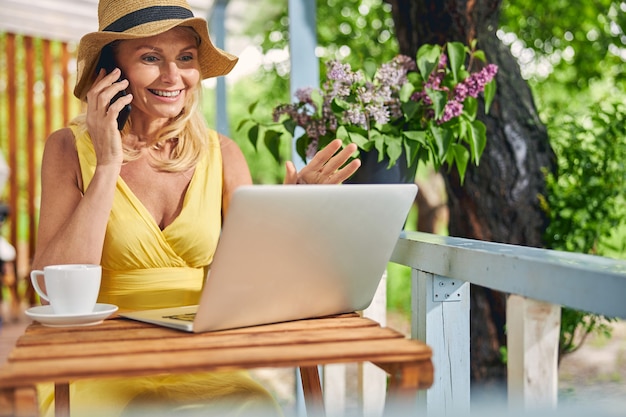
[
  {"xmin": 179, "ymin": 54, "xmax": 195, "ymax": 63},
  {"xmin": 142, "ymin": 55, "xmax": 159, "ymax": 63}
]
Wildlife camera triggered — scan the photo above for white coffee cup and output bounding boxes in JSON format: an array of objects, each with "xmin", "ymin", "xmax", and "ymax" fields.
[{"xmin": 30, "ymin": 264, "xmax": 102, "ymax": 315}]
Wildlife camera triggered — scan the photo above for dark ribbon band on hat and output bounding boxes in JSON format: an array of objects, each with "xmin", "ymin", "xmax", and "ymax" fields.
[{"xmin": 103, "ymin": 6, "xmax": 193, "ymax": 33}]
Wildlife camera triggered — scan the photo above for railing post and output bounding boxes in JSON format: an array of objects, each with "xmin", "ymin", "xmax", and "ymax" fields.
[
  {"xmin": 288, "ymin": 0, "xmax": 318, "ymax": 172},
  {"xmin": 208, "ymin": 0, "xmax": 230, "ymax": 136},
  {"xmin": 287, "ymin": 2, "xmax": 319, "ymax": 414},
  {"xmin": 507, "ymin": 295, "xmax": 561, "ymax": 409},
  {"xmin": 411, "ymin": 269, "xmax": 470, "ymax": 415},
  {"xmin": 360, "ymin": 270, "xmax": 388, "ymax": 416}
]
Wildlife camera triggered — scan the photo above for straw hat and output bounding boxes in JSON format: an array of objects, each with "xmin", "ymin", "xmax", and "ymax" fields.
[{"xmin": 74, "ymin": 0, "xmax": 238, "ymax": 100}]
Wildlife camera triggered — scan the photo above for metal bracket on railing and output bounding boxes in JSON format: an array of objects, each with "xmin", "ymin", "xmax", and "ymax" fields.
[{"xmin": 433, "ymin": 276, "xmax": 464, "ymax": 302}]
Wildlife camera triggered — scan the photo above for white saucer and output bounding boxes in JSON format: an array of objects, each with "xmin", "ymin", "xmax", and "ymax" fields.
[{"xmin": 25, "ymin": 303, "xmax": 118, "ymax": 327}]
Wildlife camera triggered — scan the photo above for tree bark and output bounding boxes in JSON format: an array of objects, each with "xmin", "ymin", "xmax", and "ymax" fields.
[{"xmin": 387, "ymin": 0, "xmax": 556, "ymax": 385}]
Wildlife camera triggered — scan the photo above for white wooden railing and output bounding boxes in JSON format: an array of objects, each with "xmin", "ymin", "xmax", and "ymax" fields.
[
  {"xmin": 394, "ymin": 231, "xmax": 626, "ymax": 413},
  {"xmin": 319, "ymin": 231, "xmax": 626, "ymax": 416}
]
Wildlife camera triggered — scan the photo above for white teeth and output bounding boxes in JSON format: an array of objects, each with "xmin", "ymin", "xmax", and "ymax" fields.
[{"xmin": 151, "ymin": 89, "xmax": 181, "ymax": 97}]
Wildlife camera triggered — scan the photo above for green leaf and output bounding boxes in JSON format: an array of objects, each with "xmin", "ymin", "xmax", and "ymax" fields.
[
  {"xmin": 332, "ymin": 98, "xmax": 350, "ymax": 112},
  {"xmin": 401, "ymin": 100, "xmax": 419, "ymax": 120},
  {"xmin": 463, "ymin": 97, "xmax": 478, "ymax": 120},
  {"xmin": 403, "ymin": 137, "xmax": 421, "ymax": 167},
  {"xmin": 452, "ymin": 143, "xmax": 470, "ymax": 184},
  {"xmin": 428, "ymin": 89, "xmax": 448, "ymax": 120},
  {"xmin": 295, "ymin": 135, "xmax": 309, "ymax": 164},
  {"xmin": 429, "ymin": 123, "xmax": 450, "ymax": 162},
  {"xmin": 236, "ymin": 118, "xmax": 250, "ymax": 132},
  {"xmin": 247, "ymin": 125, "xmax": 260, "ymax": 149},
  {"xmin": 473, "ymin": 50, "xmax": 486, "ymax": 63},
  {"xmin": 371, "ymin": 131, "xmax": 386, "ymax": 162},
  {"xmin": 283, "ymin": 119, "xmax": 297, "ymax": 137},
  {"xmin": 345, "ymin": 128, "xmax": 369, "ymax": 148},
  {"xmin": 402, "ymin": 130, "xmax": 428, "ymax": 145},
  {"xmin": 386, "ymin": 136, "xmax": 403, "ymax": 168},
  {"xmin": 468, "ymin": 120, "xmax": 487, "ymax": 164},
  {"xmin": 399, "ymin": 82, "xmax": 415, "ymax": 102},
  {"xmin": 264, "ymin": 130, "xmax": 283, "ymax": 163},
  {"xmin": 484, "ymin": 79, "xmax": 497, "ymax": 114},
  {"xmin": 416, "ymin": 44, "xmax": 441, "ymax": 80},
  {"xmin": 336, "ymin": 125, "xmax": 350, "ymax": 143},
  {"xmin": 447, "ymin": 42, "xmax": 467, "ymax": 83},
  {"xmin": 248, "ymin": 101, "xmax": 258, "ymax": 114}
]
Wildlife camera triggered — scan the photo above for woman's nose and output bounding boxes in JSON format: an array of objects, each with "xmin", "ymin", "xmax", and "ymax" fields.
[{"xmin": 161, "ymin": 62, "xmax": 180, "ymax": 83}]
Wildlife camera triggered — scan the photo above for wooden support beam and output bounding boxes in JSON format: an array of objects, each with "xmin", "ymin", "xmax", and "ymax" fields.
[
  {"xmin": 25, "ymin": 36, "xmax": 37, "ymax": 264},
  {"xmin": 5, "ymin": 34, "xmax": 18, "ymax": 249},
  {"xmin": 300, "ymin": 366, "xmax": 326, "ymax": 417},
  {"xmin": 507, "ymin": 295, "xmax": 561, "ymax": 409},
  {"xmin": 61, "ymin": 42, "xmax": 72, "ymax": 125},
  {"xmin": 411, "ymin": 269, "xmax": 470, "ymax": 415},
  {"xmin": 43, "ymin": 39, "xmax": 53, "ymax": 139},
  {"xmin": 55, "ymin": 382, "xmax": 70, "ymax": 417}
]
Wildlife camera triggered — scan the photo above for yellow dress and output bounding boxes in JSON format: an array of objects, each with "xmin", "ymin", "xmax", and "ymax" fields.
[{"xmin": 37, "ymin": 125, "xmax": 281, "ymax": 416}]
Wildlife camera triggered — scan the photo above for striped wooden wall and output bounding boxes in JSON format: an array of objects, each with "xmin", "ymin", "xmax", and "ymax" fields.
[{"xmin": 1, "ymin": 32, "xmax": 81, "ymax": 281}]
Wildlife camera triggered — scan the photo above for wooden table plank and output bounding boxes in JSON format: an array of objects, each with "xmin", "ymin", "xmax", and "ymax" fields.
[
  {"xmin": 17, "ymin": 314, "xmax": 375, "ymax": 346},
  {"xmin": 10, "ymin": 327, "xmax": 405, "ymax": 361},
  {"xmin": 0, "ymin": 338, "xmax": 431, "ymax": 388}
]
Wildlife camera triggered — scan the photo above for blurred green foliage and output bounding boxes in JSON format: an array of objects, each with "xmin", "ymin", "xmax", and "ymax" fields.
[
  {"xmin": 542, "ymin": 101, "xmax": 626, "ymax": 256},
  {"xmin": 501, "ymin": 0, "xmax": 626, "ymax": 356},
  {"xmin": 500, "ymin": 0, "xmax": 626, "ymax": 90},
  {"xmin": 540, "ymin": 100, "xmax": 626, "ymax": 356}
]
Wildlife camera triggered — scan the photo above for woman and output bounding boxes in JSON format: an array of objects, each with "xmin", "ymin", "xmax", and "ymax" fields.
[{"xmin": 32, "ymin": 0, "xmax": 360, "ymax": 415}]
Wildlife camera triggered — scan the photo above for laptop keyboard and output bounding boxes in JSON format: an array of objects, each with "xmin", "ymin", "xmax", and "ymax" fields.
[{"xmin": 163, "ymin": 313, "xmax": 196, "ymax": 322}]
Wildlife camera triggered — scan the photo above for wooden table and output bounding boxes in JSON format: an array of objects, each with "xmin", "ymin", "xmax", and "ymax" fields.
[{"xmin": 0, "ymin": 313, "xmax": 433, "ymax": 417}]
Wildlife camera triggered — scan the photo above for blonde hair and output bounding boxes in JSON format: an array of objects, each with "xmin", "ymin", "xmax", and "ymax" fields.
[{"xmin": 71, "ymin": 28, "xmax": 209, "ymax": 173}]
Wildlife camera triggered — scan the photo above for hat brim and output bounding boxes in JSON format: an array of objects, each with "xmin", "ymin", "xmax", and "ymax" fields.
[{"xmin": 74, "ymin": 17, "xmax": 238, "ymax": 100}]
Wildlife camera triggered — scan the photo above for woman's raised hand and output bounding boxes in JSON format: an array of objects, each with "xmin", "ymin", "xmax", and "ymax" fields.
[
  {"xmin": 85, "ymin": 68, "xmax": 133, "ymax": 168},
  {"xmin": 283, "ymin": 139, "xmax": 361, "ymax": 185}
]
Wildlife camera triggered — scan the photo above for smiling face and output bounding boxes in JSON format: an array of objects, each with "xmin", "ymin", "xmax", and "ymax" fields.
[{"xmin": 115, "ymin": 27, "xmax": 201, "ymax": 128}]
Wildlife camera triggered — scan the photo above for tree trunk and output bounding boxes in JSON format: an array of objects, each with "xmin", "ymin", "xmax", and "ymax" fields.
[{"xmin": 387, "ymin": 0, "xmax": 557, "ymax": 386}]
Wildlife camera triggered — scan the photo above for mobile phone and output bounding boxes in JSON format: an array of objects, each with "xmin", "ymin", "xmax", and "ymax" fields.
[{"xmin": 96, "ymin": 43, "xmax": 131, "ymax": 130}]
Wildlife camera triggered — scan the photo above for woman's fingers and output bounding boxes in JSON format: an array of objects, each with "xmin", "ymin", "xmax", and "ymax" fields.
[
  {"xmin": 84, "ymin": 68, "xmax": 131, "ymax": 167},
  {"xmin": 283, "ymin": 161, "xmax": 298, "ymax": 185},
  {"xmin": 296, "ymin": 139, "xmax": 361, "ymax": 184},
  {"xmin": 330, "ymin": 158, "xmax": 361, "ymax": 183}
]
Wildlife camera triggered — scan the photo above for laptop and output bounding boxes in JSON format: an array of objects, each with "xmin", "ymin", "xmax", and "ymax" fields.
[{"xmin": 120, "ymin": 183, "xmax": 418, "ymax": 332}]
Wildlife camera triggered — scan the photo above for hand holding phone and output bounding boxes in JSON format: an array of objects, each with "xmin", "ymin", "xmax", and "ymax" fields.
[{"xmin": 96, "ymin": 44, "xmax": 131, "ymax": 130}]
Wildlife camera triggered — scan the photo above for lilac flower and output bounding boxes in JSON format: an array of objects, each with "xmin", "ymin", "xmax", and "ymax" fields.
[
  {"xmin": 461, "ymin": 64, "xmax": 499, "ymax": 98},
  {"xmin": 295, "ymin": 87, "xmax": 314, "ymax": 104},
  {"xmin": 344, "ymin": 108, "xmax": 368, "ymax": 128},
  {"xmin": 453, "ymin": 83, "xmax": 469, "ymax": 102},
  {"xmin": 376, "ymin": 59, "xmax": 408, "ymax": 91},
  {"xmin": 374, "ymin": 85, "xmax": 394, "ymax": 104},
  {"xmin": 306, "ymin": 139, "xmax": 319, "ymax": 160},
  {"xmin": 424, "ymin": 54, "xmax": 448, "ymax": 90},
  {"xmin": 367, "ymin": 103, "xmax": 391, "ymax": 125},
  {"xmin": 411, "ymin": 91, "xmax": 432, "ymax": 106},
  {"xmin": 305, "ymin": 119, "xmax": 327, "ymax": 140},
  {"xmin": 394, "ymin": 54, "xmax": 417, "ymax": 72},
  {"xmin": 326, "ymin": 61, "xmax": 353, "ymax": 83},
  {"xmin": 438, "ymin": 100, "xmax": 464, "ymax": 124},
  {"xmin": 358, "ymin": 84, "xmax": 376, "ymax": 104}
]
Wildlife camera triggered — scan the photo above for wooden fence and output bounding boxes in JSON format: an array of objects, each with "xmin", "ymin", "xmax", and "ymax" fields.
[{"xmin": 0, "ymin": 32, "xmax": 81, "ymax": 283}]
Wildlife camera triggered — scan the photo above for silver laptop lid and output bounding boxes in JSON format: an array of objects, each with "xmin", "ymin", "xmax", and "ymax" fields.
[{"xmin": 193, "ymin": 184, "xmax": 418, "ymax": 332}]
